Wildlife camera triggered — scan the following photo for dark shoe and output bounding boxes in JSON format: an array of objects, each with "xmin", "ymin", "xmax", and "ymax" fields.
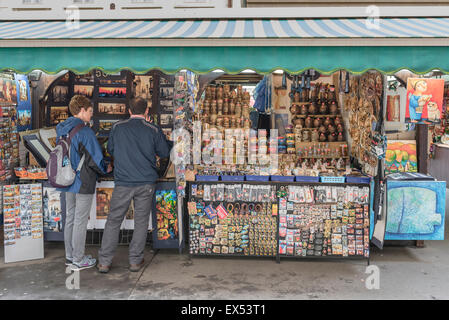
[
  {"xmin": 97, "ymin": 263, "xmax": 111, "ymax": 274},
  {"xmin": 129, "ymin": 259, "xmax": 145, "ymax": 272}
]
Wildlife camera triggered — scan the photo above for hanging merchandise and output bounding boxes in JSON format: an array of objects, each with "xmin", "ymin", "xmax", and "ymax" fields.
[
  {"xmin": 173, "ymin": 70, "xmax": 198, "ymax": 197},
  {"xmin": 15, "ymin": 73, "xmax": 32, "ymax": 132},
  {"xmin": 345, "ymin": 71, "xmax": 383, "ymax": 177},
  {"xmin": 0, "ymin": 74, "xmax": 20, "ymax": 182}
]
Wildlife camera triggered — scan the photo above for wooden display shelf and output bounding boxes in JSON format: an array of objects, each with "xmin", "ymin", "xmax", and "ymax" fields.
[
  {"xmin": 291, "ymin": 101, "xmax": 311, "ymax": 105},
  {"xmin": 296, "ymin": 156, "xmax": 349, "ymax": 159},
  {"xmin": 293, "ymin": 141, "xmax": 347, "ymax": 146},
  {"xmin": 292, "ymin": 114, "xmax": 341, "ymax": 118}
]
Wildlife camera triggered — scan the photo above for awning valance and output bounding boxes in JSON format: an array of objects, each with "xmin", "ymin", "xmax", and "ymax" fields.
[
  {"xmin": 1, "ymin": 46, "xmax": 448, "ymax": 75},
  {"xmin": 1, "ymin": 18, "xmax": 449, "ymax": 75}
]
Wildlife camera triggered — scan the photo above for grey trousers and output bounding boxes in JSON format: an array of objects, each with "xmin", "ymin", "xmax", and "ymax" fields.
[
  {"xmin": 65, "ymin": 192, "xmax": 94, "ymax": 264},
  {"xmin": 98, "ymin": 184, "xmax": 155, "ymax": 266}
]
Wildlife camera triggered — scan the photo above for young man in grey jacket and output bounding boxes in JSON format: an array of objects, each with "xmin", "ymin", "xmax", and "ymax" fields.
[{"xmin": 98, "ymin": 98, "xmax": 173, "ymax": 273}]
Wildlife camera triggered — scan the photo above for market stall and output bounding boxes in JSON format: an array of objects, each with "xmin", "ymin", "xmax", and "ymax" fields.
[{"xmin": 1, "ymin": 17, "xmax": 448, "ymax": 263}]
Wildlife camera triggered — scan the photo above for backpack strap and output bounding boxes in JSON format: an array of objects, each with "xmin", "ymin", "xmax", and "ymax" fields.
[
  {"xmin": 67, "ymin": 123, "xmax": 86, "ymax": 172},
  {"xmin": 67, "ymin": 123, "xmax": 86, "ymax": 144}
]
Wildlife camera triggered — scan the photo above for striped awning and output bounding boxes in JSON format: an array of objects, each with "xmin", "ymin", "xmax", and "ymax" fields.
[
  {"xmin": 1, "ymin": 18, "xmax": 449, "ymax": 39},
  {"xmin": 1, "ymin": 18, "xmax": 449, "ymax": 75}
]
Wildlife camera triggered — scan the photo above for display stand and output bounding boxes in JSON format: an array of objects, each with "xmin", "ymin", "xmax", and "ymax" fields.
[
  {"xmin": 42, "ymin": 181, "xmax": 65, "ymax": 241},
  {"xmin": 2, "ymin": 183, "xmax": 44, "ymax": 263},
  {"xmin": 188, "ymin": 180, "xmax": 370, "ymax": 264},
  {"xmin": 151, "ymin": 181, "xmax": 184, "ymax": 253}
]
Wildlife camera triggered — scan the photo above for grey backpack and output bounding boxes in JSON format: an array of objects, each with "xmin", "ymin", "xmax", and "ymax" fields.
[{"xmin": 46, "ymin": 124, "xmax": 85, "ymax": 188}]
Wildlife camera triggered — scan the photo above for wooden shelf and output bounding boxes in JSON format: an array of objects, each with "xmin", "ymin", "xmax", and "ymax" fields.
[
  {"xmin": 292, "ymin": 114, "xmax": 341, "ymax": 118},
  {"xmin": 291, "ymin": 102, "xmax": 311, "ymax": 105},
  {"xmin": 293, "ymin": 141, "xmax": 347, "ymax": 146},
  {"xmin": 296, "ymin": 156, "xmax": 349, "ymax": 159}
]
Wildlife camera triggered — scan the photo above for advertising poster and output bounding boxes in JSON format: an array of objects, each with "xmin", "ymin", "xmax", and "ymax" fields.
[
  {"xmin": 405, "ymin": 78, "xmax": 444, "ymax": 124},
  {"xmin": 15, "ymin": 74, "xmax": 32, "ymax": 131}
]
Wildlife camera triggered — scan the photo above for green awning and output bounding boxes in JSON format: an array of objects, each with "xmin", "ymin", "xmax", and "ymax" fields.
[{"xmin": 1, "ymin": 46, "xmax": 449, "ymax": 75}]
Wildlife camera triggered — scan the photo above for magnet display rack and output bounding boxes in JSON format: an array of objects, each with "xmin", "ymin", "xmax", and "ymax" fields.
[
  {"xmin": 188, "ymin": 181, "xmax": 279, "ymax": 260},
  {"xmin": 187, "ymin": 181, "xmax": 370, "ymax": 264}
]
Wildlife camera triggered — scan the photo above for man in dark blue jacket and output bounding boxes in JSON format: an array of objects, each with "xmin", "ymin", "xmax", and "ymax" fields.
[
  {"xmin": 98, "ymin": 97, "xmax": 173, "ymax": 273},
  {"xmin": 56, "ymin": 95, "xmax": 110, "ymax": 270}
]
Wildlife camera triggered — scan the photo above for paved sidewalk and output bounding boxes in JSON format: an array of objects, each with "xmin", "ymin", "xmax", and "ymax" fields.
[
  {"xmin": 0, "ymin": 236, "xmax": 448, "ymax": 300},
  {"xmin": 1, "ymin": 192, "xmax": 448, "ymax": 300}
]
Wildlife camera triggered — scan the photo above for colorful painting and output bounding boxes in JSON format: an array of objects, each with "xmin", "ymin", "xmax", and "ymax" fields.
[
  {"xmin": 386, "ymin": 94, "xmax": 400, "ymax": 122},
  {"xmin": 99, "ymin": 87, "xmax": 126, "ymax": 98},
  {"xmin": 18, "ymin": 110, "xmax": 31, "ymax": 127},
  {"xmin": 52, "ymin": 86, "xmax": 68, "ymax": 103},
  {"xmin": 18, "ymin": 80, "xmax": 28, "ymax": 101},
  {"xmin": 95, "ymin": 187, "xmax": 134, "ymax": 221},
  {"xmin": 385, "ymin": 140, "xmax": 417, "ymax": 174},
  {"xmin": 43, "ymin": 187, "xmax": 62, "ymax": 232},
  {"xmin": 15, "ymin": 74, "xmax": 32, "ymax": 131},
  {"xmin": 0, "ymin": 76, "xmax": 17, "ymax": 104},
  {"xmin": 96, "ymin": 188, "xmax": 113, "ymax": 219},
  {"xmin": 385, "ymin": 180, "xmax": 446, "ymax": 240},
  {"xmin": 74, "ymin": 85, "xmax": 93, "ymax": 98},
  {"xmin": 98, "ymin": 103, "xmax": 127, "ymax": 115},
  {"xmin": 98, "ymin": 120, "xmax": 118, "ymax": 132},
  {"xmin": 155, "ymin": 189, "xmax": 178, "ymax": 240},
  {"xmin": 132, "ymin": 75, "xmax": 153, "ymax": 102},
  {"xmin": 406, "ymin": 78, "xmax": 444, "ymax": 124},
  {"xmin": 49, "ymin": 106, "xmax": 69, "ymax": 124}
]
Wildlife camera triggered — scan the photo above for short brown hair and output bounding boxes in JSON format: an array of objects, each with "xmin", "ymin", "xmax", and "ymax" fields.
[
  {"xmin": 69, "ymin": 95, "xmax": 92, "ymax": 115},
  {"xmin": 129, "ymin": 97, "xmax": 148, "ymax": 115}
]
